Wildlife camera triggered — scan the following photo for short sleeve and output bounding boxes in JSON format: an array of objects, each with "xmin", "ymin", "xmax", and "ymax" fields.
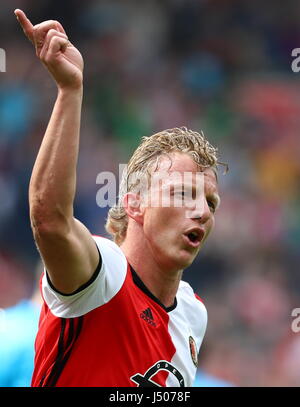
[{"xmin": 42, "ymin": 236, "xmax": 128, "ymax": 318}]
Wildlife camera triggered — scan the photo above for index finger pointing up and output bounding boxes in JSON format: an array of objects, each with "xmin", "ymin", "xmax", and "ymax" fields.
[{"xmin": 14, "ymin": 9, "xmax": 34, "ymax": 43}]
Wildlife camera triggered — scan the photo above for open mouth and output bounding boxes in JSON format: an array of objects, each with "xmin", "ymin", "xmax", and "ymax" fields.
[
  {"xmin": 184, "ymin": 229, "xmax": 204, "ymax": 247},
  {"xmin": 187, "ymin": 232, "xmax": 200, "ymax": 243}
]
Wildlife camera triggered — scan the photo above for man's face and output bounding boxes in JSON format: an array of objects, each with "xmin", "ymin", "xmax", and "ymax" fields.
[{"xmin": 140, "ymin": 152, "xmax": 220, "ymax": 272}]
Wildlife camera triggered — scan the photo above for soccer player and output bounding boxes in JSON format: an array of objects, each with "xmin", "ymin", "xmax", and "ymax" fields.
[{"xmin": 15, "ymin": 9, "xmax": 221, "ymax": 387}]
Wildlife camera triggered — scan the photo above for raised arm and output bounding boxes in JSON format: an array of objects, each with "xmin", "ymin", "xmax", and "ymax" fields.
[{"xmin": 15, "ymin": 9, "xmax": 99, "ymax": 294}]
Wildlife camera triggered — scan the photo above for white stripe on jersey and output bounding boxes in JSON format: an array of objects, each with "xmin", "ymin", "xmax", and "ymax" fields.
[{"xmin": 166, "ymin": 284, "xmax": 207, "ymax": 387}]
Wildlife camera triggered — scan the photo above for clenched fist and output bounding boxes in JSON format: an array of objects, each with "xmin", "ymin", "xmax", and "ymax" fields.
[{"xmin": 15, "ymin": 9, "xmax": 83, "ymax": 90}]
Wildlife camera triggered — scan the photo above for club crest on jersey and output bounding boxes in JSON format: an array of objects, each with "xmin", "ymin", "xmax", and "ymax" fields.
[
  {"xmin": 130, "ymin": 360, "xmax": 185, "ymax": 387},
  {"xmin": 189, "ymin": 336, "xmax": 198, "ymax": 367}
]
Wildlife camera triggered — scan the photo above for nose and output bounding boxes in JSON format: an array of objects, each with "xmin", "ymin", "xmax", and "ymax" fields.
[{"xmin": 187, "ymin": 198, "xmax": 211, "ymax": 224}]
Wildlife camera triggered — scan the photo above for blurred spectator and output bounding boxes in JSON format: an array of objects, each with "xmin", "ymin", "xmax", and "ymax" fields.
[
  {"xmin": 193, "ymin": 369, "xmax": 234, "ymax": 387},
  {"xmin": 0, "ymin": 261, "xmax": 42, "ymax": 387}
]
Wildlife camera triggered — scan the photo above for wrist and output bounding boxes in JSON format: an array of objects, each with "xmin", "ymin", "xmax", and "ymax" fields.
[{"xmin": 57, "ymin": 84, "xmax": 83, "ymax": 99}]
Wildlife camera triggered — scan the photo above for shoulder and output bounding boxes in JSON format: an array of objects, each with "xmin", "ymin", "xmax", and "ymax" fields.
[
  {"xmin": 92, "ymin": 235, "xmax": 127, "ymax": 269},
  {"xmin": 178, "ymin": 280, "xmax": 206, "ymax": 306},
  {"xmin": 177, "ymin": 280, "xmax": 207, "ymax": 326},
  {"xmin": 92, "ymin": 235, "xmax": 125, "ymax": 256}
]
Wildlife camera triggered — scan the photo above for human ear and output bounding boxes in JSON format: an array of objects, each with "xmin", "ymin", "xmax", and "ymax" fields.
[{"xmin": 122, "ymin": 193, "xmax": 144, "ymax": 224}]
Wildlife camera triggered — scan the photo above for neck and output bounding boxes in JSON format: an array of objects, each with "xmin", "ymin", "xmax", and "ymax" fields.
[{"xmin": 120, "ymin": 224, "xmax": 182, "ymax": 309}]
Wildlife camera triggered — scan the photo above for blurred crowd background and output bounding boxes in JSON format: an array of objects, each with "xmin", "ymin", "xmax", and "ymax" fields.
[{"xmin": 1, "ymin": 0, "xmax": 300, "ymax": 387}]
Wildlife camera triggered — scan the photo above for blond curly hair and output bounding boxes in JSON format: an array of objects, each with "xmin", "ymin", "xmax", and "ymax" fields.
[{"xmin": 105, "ymin": 127, "xmax": 222, "ymax": 245}]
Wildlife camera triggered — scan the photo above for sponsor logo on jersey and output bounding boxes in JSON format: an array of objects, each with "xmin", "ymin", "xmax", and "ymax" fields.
[
  {"xmin": 130, "ymin": 360, "xmax": 185, "ymax": 387},
  {"xmin": 189, "ymin": 336, "xmax": 198, "ymax": 367},
  {"xmin": 140, "ymin": 307, "xmax": 156, "ymax": 327}
]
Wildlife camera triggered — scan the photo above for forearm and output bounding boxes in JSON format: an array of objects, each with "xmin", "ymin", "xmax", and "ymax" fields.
[{"xmin": 29, "ymin": 87, "xmax": 83, "ymax": 228}]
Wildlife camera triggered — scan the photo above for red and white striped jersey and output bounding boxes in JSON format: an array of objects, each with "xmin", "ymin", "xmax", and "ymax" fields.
[{"xmin": 31, "ymin": 236, "xmax": 207, "ymax": 387}]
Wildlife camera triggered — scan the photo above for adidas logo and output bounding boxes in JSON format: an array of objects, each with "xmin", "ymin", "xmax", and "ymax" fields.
[{"xmin": 140, "ymin": 307, "xmax": 156, "ymax": 327}]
